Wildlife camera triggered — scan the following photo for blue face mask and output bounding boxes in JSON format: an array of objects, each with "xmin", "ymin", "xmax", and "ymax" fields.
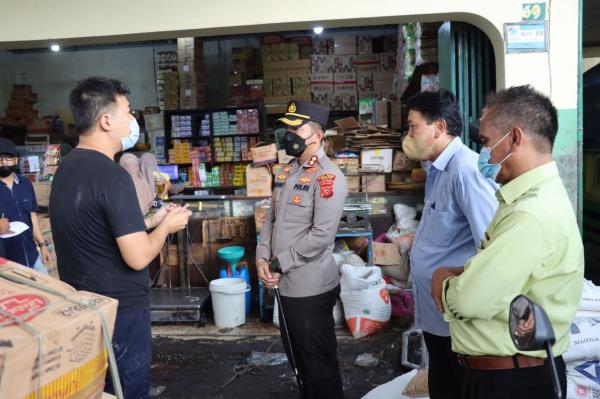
[
  {"xmin": 121, "ymin": 119, "xmax": 140, "ymax": 151},
  {"xmin": 478, "ymin": 131, "xmax": 512, "ymax": 181}
]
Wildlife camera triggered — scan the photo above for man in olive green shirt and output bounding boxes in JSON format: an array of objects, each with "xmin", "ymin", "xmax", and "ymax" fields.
[{"xmin": 432, "ymin": 85, "xmax": 584, "ymax": 399}]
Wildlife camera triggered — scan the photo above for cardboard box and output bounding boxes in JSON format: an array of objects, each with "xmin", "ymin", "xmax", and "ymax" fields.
[
  {"xmin": 278, "ymin": 149, "xmax": 294, "ymax": 164},
  {"xmin": 333, "ymin": 73, "xmax": 357, "ymax": 84},
  {"xmin": 334, "ymin": 35, "xmax": 357, "ymax": 55},
  {"xmin": 0, "ymin": 261, "xmax": 118, "ymax": 399},
  {"xmin": 333, "ymin": 158, "xmax": 359, "ymax": 175},
  {"xmin": 342, "ymin": 55, "xmax": 357, "ymax": 73},
  {"xmin": 311, "ymin": 55, "xmax": 334, "ymax": 74},
  {"xmin": 312, "ymin": 92, "xmax": 330, "ymax": 108},
  {"xmin": 392, "ymin": 151, "xmax": 419, "ymax": 172},
  {"xmin": 246, "ymin": 165, "xmax": 272, "ymax": 197},
  {"xmin": 251, "ymin": 143, "xmax": 278, "ymax": 165},
  {"xmin": 313, "ymin": 38, "xmax": 334, "ymax": 55},
  {"xmin": 361, "ymin": 148, "xmax": 394, "ymax": 173},
  {"xmin": 373, "ymin": 242, "xmax": 401, "ymax": 266},
  {"xmin": 342, "ymin": 93, "xmax": 358, "ymax": 111},
  {"xmin": 356, "ymin": 54, "xmax": 380, "ymax": 72},
  {"xmin": 329, "ymin": 93, "xmax": 343, "ymax": 111},
  {"xmin": 361, "ymin": 174, "xmax": 386, "ymax": 193},
  {"xmin": 347, "ymin": 176, "xmax": 361, "ymax": 192},
  {"xmin": 292, "ymin": 77, "xmax": 311, "ymax": 96},
  {"xmin": 357, "ymin": 72, "xmax": 374, "ymax": 92},
  {"xmin": 357, "ymin": 35, "xmax": 373, "ymax": 55},
  {"xmin": 380, "ymin": 52, "xmax": 397, "ymax": 71}
]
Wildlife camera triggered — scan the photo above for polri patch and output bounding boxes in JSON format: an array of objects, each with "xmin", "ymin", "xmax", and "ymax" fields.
[{"xmin": 293, "ymin": 184, "xmax": 310, "ymax": 191}]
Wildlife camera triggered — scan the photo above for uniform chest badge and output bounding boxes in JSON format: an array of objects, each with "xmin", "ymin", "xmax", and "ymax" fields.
[
  {"xmin": 277, "ymin": 174, "xmax": 287, "ymax": 181},
  {"xmin": 283, "ymin": 167, "xmax": 290, "ymax": 173},
  {"xmin": 298, "ymin": 176, "xmax": 312, "ymax": 184},
  {"xmin": 292, "ymin": 194, "xmax": 302, "ymax": 204},
  {"xmin": 305, "ymin": 167, "xmax": 319, "ymax": 173},
  {"xmin": 317, "ymin": 174, "xmax": 336, "ymax": 182}
]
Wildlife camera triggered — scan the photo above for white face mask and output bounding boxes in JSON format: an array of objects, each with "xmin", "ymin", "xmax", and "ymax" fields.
[{"xmin": 121, "ymin": 119, "xmax": 140, "ymax": 151}]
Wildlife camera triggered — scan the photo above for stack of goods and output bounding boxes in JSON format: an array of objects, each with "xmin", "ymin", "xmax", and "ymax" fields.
[
  {"xmin": 170, "ymin": 114, "xmax": 193, "ymax": 138},
  {"xmin": 178, "ymin": 37, "xmax": 205, "ymax": 109},
  {"xmin": 229, "ymin": 47, "xmax": 264, "ymax": 106},
  {"xmin": 236, "ymin": 108, "xmax": 260, "ymax": 134},
  {"xmin": 144, "ymin": 111, "xmax": 166, "ymax": 161},
  {"xmin": 212, "ymin": 108, "xmax": 260, "ymax": 136},
  {"xmin": 262, "ymin": 35, "xmax": 312, "ymax": 114},
  {"xmin": 309, "ymin": 34, "xmax": 398, "ymax": 111},
  {"xmin": 0, "ymin": 262, "xmax": 118, "ymax": 399},
  {"xmin": 42, "ymin": 144, "xmax": 61, "ymax": 180},
  {"xmin": 0, "ymin": 85, "xmax": 40, "ymax": 127},
  {"xmin": 212, "ymin": 111, "xmax": 237, "ymax": 136},
  {"xmin": 389, "ymin": 149, "xmax": 425, "ymax": 191},
  {"xmin": 198, "ymin": 113, "xmax": 211, "ymax": 137},
  {"xmin": 563, "ymin": 280, "xmax": 600, "ymax": 397},
  {"xmin": 332, "ymin": 153, "xmax": 360, "ymax": 193},
  {"xmin": 213, "ymin": 136, "xmax": 257, "ymax": 162},
  {"xmin": 193, "ymin": 146, "xmax": 212, "ymax": 163},
  {"xmin": 198, "ymin": 164, "xmax": 221, "ymax": 187},
  {"xmin": 416, "ymin": 23, "xmax": 441, "ymax": 91},
  {"xmin": 169, "ymin": 142, "xmax": 191, "ymax": 164},
  {"xmin": 156, "ymin": 51, "xmax": 179, "ymax": 110}
]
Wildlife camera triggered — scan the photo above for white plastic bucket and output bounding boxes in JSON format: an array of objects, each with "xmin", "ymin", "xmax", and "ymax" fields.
[{"xmin": 209, "ymin": 278, "xmax": 250, "ymax": 328}]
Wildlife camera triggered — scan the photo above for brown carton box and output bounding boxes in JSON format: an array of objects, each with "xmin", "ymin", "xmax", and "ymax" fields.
[
  {"xmin": 0, "ymin": 261, "xmax": 118, "ymax": 399},
  {"xmin": 246, "ymin": 165, "xmax": 272, "ymax": 197}
]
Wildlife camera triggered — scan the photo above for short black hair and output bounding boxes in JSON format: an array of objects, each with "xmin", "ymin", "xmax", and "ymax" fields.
[
  {"xmin": 484, "ymin": 85, "xmax": 558, "ymax": 151},
  {"xmin": 69, "ymin": 76, "xmax": 130, "ymax": 135},
  {"xmin": 407, "ymin": 90, "xmax": 463, "ymax": 136}
]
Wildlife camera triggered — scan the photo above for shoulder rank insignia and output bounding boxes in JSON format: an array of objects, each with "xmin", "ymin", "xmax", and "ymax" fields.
[
  {"xmin": 317, "ymin": 174, "xmax": 336, "ymax": 182},
  {"xmin": 298, "ymin": 176, "xmax": 312, "ymax": 184},
  {"xmin": 308, "ymin": 155, "xmax": 318, "ymax": 167},
  {"xmin": 292, "ymin": 194, "xmax": 302, "ymax": 204},
  {"xmin": 283, "ymin": 167, "xmax": 290, "ymax": 173}
]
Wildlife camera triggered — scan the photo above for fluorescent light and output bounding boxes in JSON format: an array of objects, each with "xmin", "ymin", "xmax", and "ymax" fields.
[
  {"xmin": 313, "ymin": 26, "xmax": 324, "ymax": 35},
  {"xmin": 50, "ymin": 44, "xmax": 60, "ymax": 52}
]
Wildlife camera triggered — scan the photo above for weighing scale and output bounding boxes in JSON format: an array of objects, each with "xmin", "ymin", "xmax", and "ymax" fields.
[{"xmin": 150, "ymin": 207, "xmax": 219, "ymax": 326}]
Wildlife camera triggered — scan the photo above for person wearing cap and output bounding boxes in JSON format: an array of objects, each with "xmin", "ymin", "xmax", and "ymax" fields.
[
  {"xmin": 0, "ymin": 138, "xmax": 51, "ymax": 273},
  {"xmin": 256, "ymin": 100, "xmax": 347, "ymax": 398}
]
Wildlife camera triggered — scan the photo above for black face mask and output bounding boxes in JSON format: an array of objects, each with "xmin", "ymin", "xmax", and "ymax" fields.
[
  {"xmin": 284, "ymin": 131, "xmax": 314, "ymax": 158},
  {"xmin": 0, "ymin": 166, "xmax": 15, "ymax": 178}
]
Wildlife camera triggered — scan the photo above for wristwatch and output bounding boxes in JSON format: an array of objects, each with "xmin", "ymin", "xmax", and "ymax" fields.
[{"xmin": 37, "ymin": 240, "xmax": 50, "ymax": 248}]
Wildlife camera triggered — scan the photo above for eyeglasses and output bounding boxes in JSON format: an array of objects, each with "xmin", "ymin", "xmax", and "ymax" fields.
[{"xmin": 0, "ymin": 155, "xmax": 16, "ymax": 162}]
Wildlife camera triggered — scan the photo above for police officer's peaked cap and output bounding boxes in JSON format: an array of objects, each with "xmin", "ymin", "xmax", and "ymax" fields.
[{"xmin": 277, "ymin": 100, "xmax": 329, "ymax": 128}]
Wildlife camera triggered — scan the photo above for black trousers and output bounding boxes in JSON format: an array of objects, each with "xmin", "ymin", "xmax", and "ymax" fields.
[
  {"xmin": 423, "ymin": 332, "xmax": 465, "ymax": 399},
  {"xmin": 279, "ymin": 287, "xmax": 344, "ymax": 399},
  {"xmin": 104, "ymin": 307, "xmax": 152, "ymax": 399},
  {"xmin": 461, "ymin": 356, "xmax": 567, "ymax": 399}
]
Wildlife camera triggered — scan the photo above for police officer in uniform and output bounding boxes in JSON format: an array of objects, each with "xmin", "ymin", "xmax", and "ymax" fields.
[{"xmin": 256, "ymin": 100, "xmax": 347, "ymax": 399}]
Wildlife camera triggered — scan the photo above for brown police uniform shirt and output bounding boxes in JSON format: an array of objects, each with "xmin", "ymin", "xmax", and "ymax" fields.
[{"xmin": 256, "ymin": 146, "xmax": 348, "ymax": 297}]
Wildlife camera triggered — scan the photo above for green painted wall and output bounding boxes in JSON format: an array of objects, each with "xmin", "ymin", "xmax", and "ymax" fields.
[{"xmin": 554, "ymin": 108, "xmax": 580, "ymax": 224}]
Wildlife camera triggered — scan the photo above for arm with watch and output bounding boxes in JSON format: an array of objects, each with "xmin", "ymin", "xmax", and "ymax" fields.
[{"xmin": 31, "ymin": 212, "xmax": 51, "ymax": 264}]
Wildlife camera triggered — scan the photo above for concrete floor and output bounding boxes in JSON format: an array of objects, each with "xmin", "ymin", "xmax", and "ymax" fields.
[{"xmin": 150, "ymin": 316, "xmax": 413, "ymax": 399}]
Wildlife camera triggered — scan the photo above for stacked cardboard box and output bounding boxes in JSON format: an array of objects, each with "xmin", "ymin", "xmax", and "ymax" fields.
[
  {"xmin": 263, "ymin": 39, "xmax": 312, "ymax": 114},
  {"xmin": 230, "ymin": 47, "xmax": 263, "ymax": 106},
  {"xmin": 178, "ymin": 38, "xmax": 205, "ymax": 109},
  {"xmin": 0, "ymin": 85, "xmax": 39, "ymax": 127},
  {"xmin": 156, "ymin": 52, "xmax": 179, "ymax": 110},
  {"xmin": 0, "ymin": 261, "xmax": 117, "ymax": 399}
]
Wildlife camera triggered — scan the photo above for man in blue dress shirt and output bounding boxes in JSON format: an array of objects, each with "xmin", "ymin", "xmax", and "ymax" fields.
[{"xmin": 403, "ymin": 91, "xmax": 498, "ymax": 398}]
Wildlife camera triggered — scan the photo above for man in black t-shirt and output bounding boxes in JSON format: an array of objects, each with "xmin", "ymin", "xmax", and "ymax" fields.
[{"xmin": 50, "ymin": 77, "xmax": 191, "ymax": 399}]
